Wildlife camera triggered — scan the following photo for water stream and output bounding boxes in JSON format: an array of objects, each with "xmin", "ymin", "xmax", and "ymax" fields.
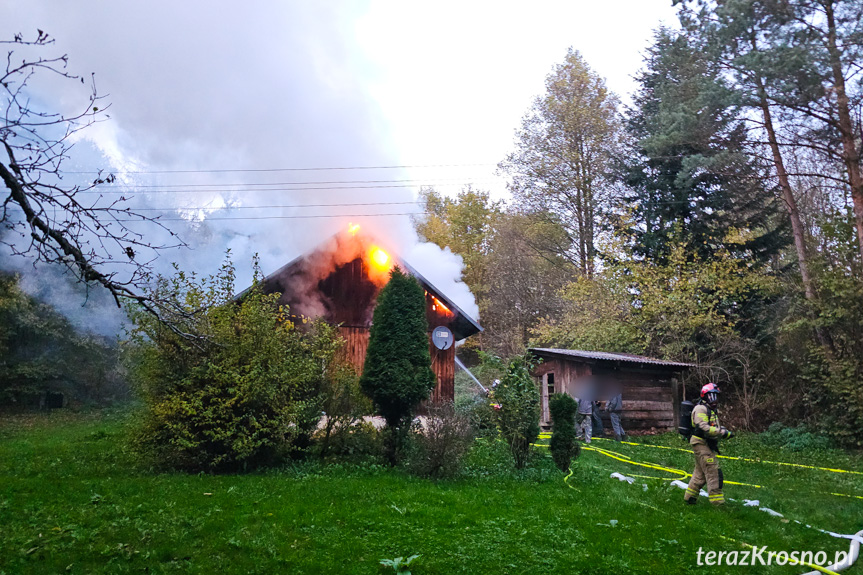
[{"xmin": 454, "ymin": 355, "xmax": 487, "ymax": 394}]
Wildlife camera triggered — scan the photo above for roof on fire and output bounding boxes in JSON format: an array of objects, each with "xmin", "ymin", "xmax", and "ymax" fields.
[
  {"xmin": 251, "ymin": 233, "xmax": 483, "ymax": 340},
  {"xmin": 529, "ymin": 348, "xmax": 694, "ymax": 370}
]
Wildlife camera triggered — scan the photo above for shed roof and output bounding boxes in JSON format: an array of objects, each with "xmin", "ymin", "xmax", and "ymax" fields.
[{"xmin": 529, "ymin": 348, "xmax": 694, "ymax": 370}]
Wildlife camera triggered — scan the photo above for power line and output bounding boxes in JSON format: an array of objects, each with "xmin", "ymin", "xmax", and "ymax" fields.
[
  {"xmin": 127, "ymin": 201, "xmax": 419, "ymax": 211},
  {"xmin": 75, "ymin": 180, "xmax": 507, "ymax": 195},
  {"xmin": 114, "ymin": 211, "xmax": 427, "ymax": 222},
  {"xmin": 65, "ymin": 162, "xmax": 497, "ymax": 175},
  {"xmin": 95, "ymin": 176, "xmax": 507, "ymax": 189}
]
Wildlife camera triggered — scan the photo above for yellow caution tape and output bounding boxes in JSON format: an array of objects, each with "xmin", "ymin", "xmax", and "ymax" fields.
[
  {"xmin": 534, "ymin": 437, "xmax": 861, "ymax": 499},
  {"xmin": 591, "ymin": 437, "xmax": 863, "ymax": 475}
]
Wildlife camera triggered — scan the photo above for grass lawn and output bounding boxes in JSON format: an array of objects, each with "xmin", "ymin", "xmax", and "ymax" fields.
[{"xmin": 1, "ymin": 410, "xmax": 861, "ymax": 574}]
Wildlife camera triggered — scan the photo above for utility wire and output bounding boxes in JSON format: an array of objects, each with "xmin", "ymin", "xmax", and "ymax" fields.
[
  {"xmin": 128, "ymin": 201, "xmax": 419, "ymax": 211},
  {"xmin": 75, "ymin": 180, "xmax": 505, "ymax": 194},
  {"xmin": 65, "ymin": 162, "xmax": 497, "ymax": 175},
  {"xmin": 113, "ymin": 211, "xmax": 427, "ymax": 222},
  {"xmin": 98, "ymin": 176, "xmax": 507, "ymax": 189}
]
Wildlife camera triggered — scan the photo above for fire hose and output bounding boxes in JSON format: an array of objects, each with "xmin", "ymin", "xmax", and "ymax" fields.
[{"xmin": 532, "ymin": 437, "xmax": 863, "ymax": 573}]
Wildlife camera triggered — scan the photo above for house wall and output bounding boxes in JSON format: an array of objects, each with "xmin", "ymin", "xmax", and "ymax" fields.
[
  {"xmin": 267, "ymin": 256, "xmax": 461, "ymax": 403},
  {"xmin": 533, "ymin": 358, "xmax": 591, "ymax": 427}
]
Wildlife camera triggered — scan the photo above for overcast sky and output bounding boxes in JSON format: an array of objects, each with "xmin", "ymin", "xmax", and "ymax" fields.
[
  {"xmin": 4, "ymin": 1, "xmax": 678, "ymax": 194},
  {"xmin": 2, "ymin": 1, "xmax": 679, "ymax": 329}
]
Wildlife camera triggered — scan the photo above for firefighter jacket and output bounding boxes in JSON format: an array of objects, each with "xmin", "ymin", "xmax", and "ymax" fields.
[{"xmin": 689, "ymin": 403, "xmax": 722, "ymax": 447}]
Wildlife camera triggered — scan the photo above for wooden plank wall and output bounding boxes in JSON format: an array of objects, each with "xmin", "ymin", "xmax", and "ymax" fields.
[
  {"xmin": 337, "ymin": 327, "xmax": 370, "ymax": 375},
  {"xmin": 429, "ymin": 343, "xmax": 455, "ymax": 403},
  {"xmin": 611, "ymin": 368, "xmax": 675, "ymax": 431},
  {"xmin": 533, "ymin": 358, "xmax": 677, "ymax": 431},
  {"xmin": 337, "ymin": 326, "xmax": 456, "ymax": 403}
]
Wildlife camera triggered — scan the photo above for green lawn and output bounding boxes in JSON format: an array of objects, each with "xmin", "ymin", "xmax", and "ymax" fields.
[{"xmin": 1, "ymin": 410, "xmax": 861, "ymax": 574}]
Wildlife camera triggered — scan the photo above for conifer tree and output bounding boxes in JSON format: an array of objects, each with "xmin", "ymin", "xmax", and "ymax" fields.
[
  {"xmin": 621, "ymin": 28, "xmax": 787, "ymax": 263},
  {"xmin": 360, "ymin": 266, "xmax": 435, "ymax": 462}
]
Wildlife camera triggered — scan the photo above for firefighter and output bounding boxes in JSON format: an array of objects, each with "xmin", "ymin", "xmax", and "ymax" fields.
[{"xmin": 684, "ymin": 383, "xmax": 733, "ymax": 506}]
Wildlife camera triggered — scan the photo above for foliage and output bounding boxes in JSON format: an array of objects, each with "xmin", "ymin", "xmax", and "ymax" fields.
[
  {"xmin": 548, "ymin": 393, "xmax": 580, "ymax": 472},
  {"xmin": 620, "ymin": 28, "xmax": 787, "ymax": 263},
  {"xmin": 315, "ymin": 362, "xmax": 374, "ymax": 458},
  {"xmin": 415, "ymin": 186, "xmax": 501, "ymax": 313},
  {"xmin": 312, "ymin": 420, "xmax": 384, "ymax": 463},
  {"xmin": 500, "ymin": 47, "xmax": 624, "ymax": 275},
  {"xmin": 407, "ymin": 402, "xmax": 474, "ymax": 479},
  {"xmin": 0, "ymin": 272, "xmax": 126, "ymax": 407},
  {"xmin": 379, "ymin": 555, "xmax": 420, "ymax": 575},
  {"xmin": 125, "ymin": 254, "xmax": 343, "ymax": 472},
  {"xmin": 360, "ymin": 266, "xmax": 435, "ymax": 463},
  {"xmin": 487, "ymin": 355, "xmax": 540, "ymax": 469},
  {"xmin": 760, "ymin": 422, "xmax": 832, "ymax": 452},
  {"xmin": 458, "ymin": 396, "xmax": 497, "ymax": 439}
]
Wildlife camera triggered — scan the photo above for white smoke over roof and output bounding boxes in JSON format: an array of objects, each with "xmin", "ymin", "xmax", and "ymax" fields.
[{"xmin": 0, "ymin": 2, "xmax": 479, "ymax": 334}]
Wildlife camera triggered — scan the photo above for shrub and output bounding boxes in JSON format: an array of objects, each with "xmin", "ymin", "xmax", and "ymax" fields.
[
  {"xmin": 459, "ymin": 396, "xmax": 497, "ymax": 438},
  {"xmin": 0, "ymin": 272, "xmax": 128, "ymax": 407},
  {"xmin": 312, "ymin": 420, "xmax": 383, "ymax": 462},
  {"xmin": 360, "ymin": 267, "xmax": 435, "ymax": 464},
  {"xmin": 407, "ymin": 402, "xmax": 474, "ymax": 478},
  {"xmin": 760, "ymin": 422, "xmax": 832, "ymax": 452},
  {"xmin": 488, "ymin": 355, "xmax": 540, "ymax": 469},
  {"xmin": 125, "ymin": 254, "xmax": 343, "ymax": 472},
  {"xmin": 548, "ymin": 393, "xmax": 579, "ymax": 471},
  {"xmin": 315, "ymin": 362, "xmax": 373, "ymax": 458}
]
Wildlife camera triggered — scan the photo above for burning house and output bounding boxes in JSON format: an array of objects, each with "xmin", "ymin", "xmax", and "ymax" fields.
[{"xmin": 256, "ymin": 226, "xmax": 483, "ymax": 402}]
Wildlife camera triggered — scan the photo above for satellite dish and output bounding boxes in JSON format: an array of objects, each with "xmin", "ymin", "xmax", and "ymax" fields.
[{"xmin": 432, "ymin": 326, "xmax": 454, "ymax": 350}]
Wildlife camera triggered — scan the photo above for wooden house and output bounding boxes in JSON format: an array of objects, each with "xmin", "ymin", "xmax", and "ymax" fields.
[
  {"xmin": 529, "ymin": 348, "xmax": 693, "ymax": 432},
  {"xmin": 256, "ymin": 230, "xmax": 483, "ymax": 403}
]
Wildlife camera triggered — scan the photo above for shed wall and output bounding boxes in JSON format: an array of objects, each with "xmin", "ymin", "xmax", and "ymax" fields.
[{"xmin": 533, "ymin": 357, "xmax": 679, "ymax": 431}]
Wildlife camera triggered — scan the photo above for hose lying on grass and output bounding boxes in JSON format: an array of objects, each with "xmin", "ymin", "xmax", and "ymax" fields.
[{"xmin": 534, "ymin": 436, "xmax": 863, "ymax": 574}]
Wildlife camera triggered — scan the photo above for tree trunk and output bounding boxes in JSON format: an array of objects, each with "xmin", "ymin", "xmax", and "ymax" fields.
[
  {"xmin": 755, "ymin": 79, "xmax": 836, "ymax": 357},
  {"xmin": 824, "ymin": 0, "xmax": 863, "ymax": 262}
]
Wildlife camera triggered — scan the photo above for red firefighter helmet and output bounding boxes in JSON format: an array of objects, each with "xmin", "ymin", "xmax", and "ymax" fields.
[{"xmin": 701, "ymin": 383, "xmax": 720, "ymax": 408}]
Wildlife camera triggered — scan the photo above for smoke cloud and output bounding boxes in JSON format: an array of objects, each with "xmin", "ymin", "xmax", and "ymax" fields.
[{"xmin": 0, "ymin": 2, "xmax": 479, "ymax": 335}]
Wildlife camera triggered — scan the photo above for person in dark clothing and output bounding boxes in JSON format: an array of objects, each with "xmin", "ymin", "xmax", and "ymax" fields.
[{"xmin": 605, "ymin": 386, "xmax": 625, "ymax": 441}]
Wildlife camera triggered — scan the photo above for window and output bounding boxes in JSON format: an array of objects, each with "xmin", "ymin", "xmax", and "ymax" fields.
[{"xmin": 547, "ymin": 373, "xmax": 555, "ymax": 397}]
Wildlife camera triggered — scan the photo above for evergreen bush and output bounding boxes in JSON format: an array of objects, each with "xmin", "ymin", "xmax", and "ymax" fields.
[
  {"xmin": 360, "ymin": 266, "xmax": 435, "ymax": 463},
  {"xmin": 549, "ymin": 393, "xmax": 579, "ymax": 471}
]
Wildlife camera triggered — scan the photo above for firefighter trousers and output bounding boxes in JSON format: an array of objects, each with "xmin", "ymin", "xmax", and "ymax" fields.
[{"xmin": 684, "ymin": 442, "xmax": 724, "ymax": 505}]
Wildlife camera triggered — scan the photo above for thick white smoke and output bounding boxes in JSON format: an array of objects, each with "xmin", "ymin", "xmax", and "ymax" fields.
[{"xmin": 0, "ymin": 2, "xmax": 479, "ymax": 334}]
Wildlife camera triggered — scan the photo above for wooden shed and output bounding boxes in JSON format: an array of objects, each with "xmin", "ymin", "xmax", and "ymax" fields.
[
  {"xmin": 256, "ymin": 230, "xmax": 483, "ymax": 403},
  {"xmin": 529, "ymin": 348, "xmax": 693, "ymax": 432}
]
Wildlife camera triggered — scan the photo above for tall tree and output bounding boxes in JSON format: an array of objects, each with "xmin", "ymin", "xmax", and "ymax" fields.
[
  {"xmin": 360, "ymin": 267, "xmax": 434, "ymax": 463},
  {"xmin": 500, "ymin": 48, "xmax": 622, "ymax": 276},
  {"xmin": 675, "ymin": 0, "xmax": 839, "ymax": 353},
  {"xmin": 414, "ymin": 185, "xmax": 501, "ymax": 304},
  {"xmin": 621, "ymin": 28, "xmax": 787, "ymax": 263}
]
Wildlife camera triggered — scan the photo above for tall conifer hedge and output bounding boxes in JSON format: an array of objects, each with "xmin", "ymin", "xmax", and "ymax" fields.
[{"xmin": 360, "ymin": 266, "xmax": 435, "ymax": 461}]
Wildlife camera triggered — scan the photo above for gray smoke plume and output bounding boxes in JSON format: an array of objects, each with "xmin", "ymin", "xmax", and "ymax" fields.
[{"xmin": 0, "ymin": 2, "xmax": 479, "ymax": 335}]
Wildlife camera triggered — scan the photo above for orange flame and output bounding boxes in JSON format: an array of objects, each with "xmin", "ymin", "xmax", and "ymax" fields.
[
  {"xmin": 365, "ymin": 245, "xmax": 392, "ymax": 285},
  {"xmin": 348, "ymin": 223, "xmax": 361, "ymax": 235},
  {"xmin": 431, "ymin": 295, "xmax": 451, "ymax": 315},
  {"xmin": 371, "ymin": 247, "xmax": 389, "ymax": 267}
]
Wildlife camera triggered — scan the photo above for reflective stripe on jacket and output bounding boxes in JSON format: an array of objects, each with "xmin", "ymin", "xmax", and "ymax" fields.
[{"xmin": 690, "ymin": 403, "xmax": 721, "ymax": 446}]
